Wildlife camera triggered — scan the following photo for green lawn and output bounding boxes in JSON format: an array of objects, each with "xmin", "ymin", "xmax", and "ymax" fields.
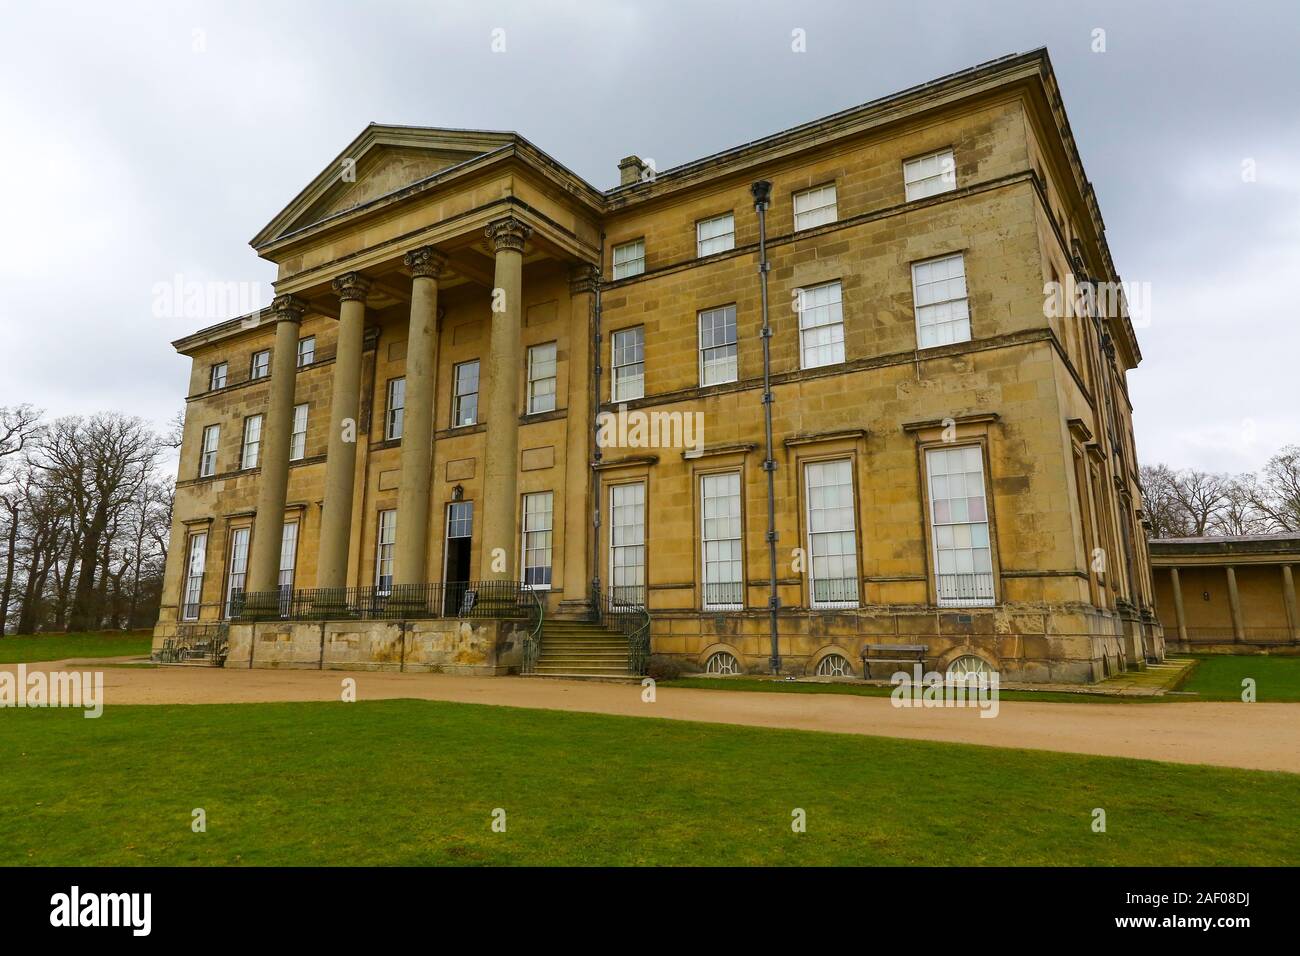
[
  {"xmin": 1, "ymin": 699, "xmax": 1296, "ymax": 866},
  {"xmin": 667, "ymin": 654, "xmax": 1300, "ymax": 704},
  {"xmin": 0, "ymin": 631, "xmax": 153, "ymax": 664},
  {"xmin": 1178, "ymin": 654, "xmax": 1300, "ymax": 702}
]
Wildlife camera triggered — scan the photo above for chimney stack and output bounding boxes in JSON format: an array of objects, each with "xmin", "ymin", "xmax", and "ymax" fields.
[{"xmin": 618, "ymin": 155, "xmax": 650, "ymax": 186}]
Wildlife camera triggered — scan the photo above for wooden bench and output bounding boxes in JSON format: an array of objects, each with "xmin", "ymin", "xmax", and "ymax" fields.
[{"xmin": 860, "ymin": 643, "xmax": 927, "ymax": 679}]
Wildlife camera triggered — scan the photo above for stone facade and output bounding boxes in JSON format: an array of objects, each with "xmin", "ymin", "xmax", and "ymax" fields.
[
  {"xmin": 225, "ymin": 619, "xmax": 526, "ymax": 674},
  {"xmin": 156, "ymin": 50, "xmax": 1162, "ymax": 682}
]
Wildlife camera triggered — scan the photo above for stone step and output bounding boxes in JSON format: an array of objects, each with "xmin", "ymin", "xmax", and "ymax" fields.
[
  {"xmin": 537, "ymin": 656, "xmax": 631, "ymax": 666},
  {"xmin": 538, "ymin": 643, "xmax": 628, "ymax": 651},
  {"xmin": 522, "ymin": 673, "xmax": 642, "ymax": 683}
]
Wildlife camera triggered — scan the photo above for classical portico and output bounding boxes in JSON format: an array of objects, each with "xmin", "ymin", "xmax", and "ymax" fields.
[{"xmin": 243, "ymin": 220, "xmax": 593, "ymax": 607}]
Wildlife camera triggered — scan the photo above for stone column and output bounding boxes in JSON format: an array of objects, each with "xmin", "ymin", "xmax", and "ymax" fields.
[
  {"xmin": 1225, "ymin": 566, "xmax": 1244, "ymax": 643},
  {"xmin": 1282, "ymin": 564, "xmax": 1299, "ymax": 643},
  {"xmin": 392, "ymin": 246, "xmax": 449, "ymax": 596},
  {"xmin": 246, "ymin": 294, "xmax": 308, "ymax": 600},
  {"xmin": 479, "ymin": 216, "xmax": 531, "ymax": 584},
  {"xmin": 560, "ymin": 264, "xmax": 598, "ymax": 609},
  {"xmin": 316, "ymin": 272, "xmax": 372, "ymax": 593},
  {"xmin": 1169, "ymin": 566, "xmax": 1188, "ymax": 644}
]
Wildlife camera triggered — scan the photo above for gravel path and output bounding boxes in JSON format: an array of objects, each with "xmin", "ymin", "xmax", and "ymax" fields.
[{"xmin": 5, "ymin": 658, "xmax": 1298, "ymax": 773}]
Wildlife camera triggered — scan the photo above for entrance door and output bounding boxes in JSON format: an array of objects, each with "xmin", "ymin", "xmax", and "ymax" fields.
[{"xmin": 443, "ymin": 501, "xmax": 473, "ymax": 614}]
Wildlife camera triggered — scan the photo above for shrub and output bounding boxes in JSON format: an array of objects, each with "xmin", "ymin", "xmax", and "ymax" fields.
[{"xmin": 646, "ymin": 654, "xmax": 688, "ymax": 681}]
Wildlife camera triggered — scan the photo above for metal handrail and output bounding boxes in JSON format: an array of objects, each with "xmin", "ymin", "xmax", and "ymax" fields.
[
  {"xmin": 521, "ymin": 585, "xmax": 544, "ymax": 674},
  {"xmin": 591, "ymin": 584, "xmax": 652, "ymax": 676}
]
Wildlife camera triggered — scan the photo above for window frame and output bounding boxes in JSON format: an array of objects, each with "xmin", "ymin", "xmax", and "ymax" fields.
[
  {"xmin": 375, "ymin": 509, "xmax": 397, "ymax": 595},
  {"xmin": 608, "ymin": 480, "xmax": 647, "ymax": 607},
  {"xmin": 911, "ymin": 252, "xmax": 971, "ymax": 349},
  {"xmin": 224, "ymin": 526, "xmax": 250, "ymax": 619},
  {"xmin": 793, "ymin": 183, "xmax": 838, "ymax": 231},
  {"xmin": 278, "ymin": 521, "xmax": 299, "ymax": 607},
  {"xmin": 697, "ymin": 304, "xmax": 738, "ymax": 387},
  {"xmin": 452, "ymin": 360, "xmax": 480, "ymax": 427},
  {"xmin": 610, "ymin": 326, "xmax": 645, "ymax": 403},
  {"xmin": 695, "ymin": 212, "xmax": 735, "ymax": 257},
  {"xmin": 700, "ymin": 471, "xmax": 744, "ymax": 611},
  {"xmin": 199, "ymin": 424, "xmax": 220, "ymax": 478},
  {"xmin": 797, "ymin": 280, "xmax": 846, "ymax": 370},
  {"xmin": 289, "ymin": 403, "xmax": 308, "ymax": 461},
  {"xmin": 521, "ymin": 491, "xmax": 554, "ymax": 590},
  {"xmin": 803, "ymin": 458, "xmax": 861, "ymax": 610},
  {"xmin": 611, "ymin": 238, "xmax": 646, "ymax": 280},
  {"xmin": 385, "ymin": 377, "xmax": 405, "ymax": 441},
  {"xmin": 209, "ymin": 362, "xmax": 228, "ymax": 391},
  {"xmin": 250, "ymin": 349, "xmax": 270, "ymax": 380},
  {"xmin": 903, "ymin": 148, "xmax": 957, "ymax": 201},
  {"xmin": 241, "ymin": 414, "xmax": 263, "ymax": 470},
  {"xmin": 924, "ymin": 443, "xmax": 996, "ymax": 608},
  {"xmin": 296, "ymin": 335, "xmax": 315, "ymax": 368},
  {"xmin": 526, "ymin": 341, "xmax": 558, "ymax": 415},
  {"xmin": 182, "ymin": 531, "xmax": 207, "ymax": 621}
]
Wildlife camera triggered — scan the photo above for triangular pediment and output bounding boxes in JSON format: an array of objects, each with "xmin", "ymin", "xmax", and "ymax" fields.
[{"xmin": 253, "ymin": 124, "xmax": 517, "ymax": 249}]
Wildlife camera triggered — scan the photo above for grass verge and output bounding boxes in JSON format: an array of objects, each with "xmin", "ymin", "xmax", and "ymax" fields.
[
  {"xmin": 1, "ymin": 698, "xmax": 1296, "ymax": 866},
  {"xmin": 0, "ymin": 631, "xmax": 153, "ymax": 664}
]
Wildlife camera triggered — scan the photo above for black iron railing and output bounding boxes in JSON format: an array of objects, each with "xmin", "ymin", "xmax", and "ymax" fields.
[
  {"xmin": 521, "ymin": 587, "xmax": 545, "ymax": 674},
  {"xmin": 232, "ymin": 581, "xmax": 538, "ymax": 623},
  {"xmin": 158, "ymin": 622, "xmax": 230, "ymax": 666},
  {"xmin": 591, "ymin": 584, "xmax": 651, "ymax": 676}
]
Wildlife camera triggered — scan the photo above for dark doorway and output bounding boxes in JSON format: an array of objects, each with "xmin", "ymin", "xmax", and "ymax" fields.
[{"xmin": 443, "ymin": 501, "xmax": 473, "ymax": 615}]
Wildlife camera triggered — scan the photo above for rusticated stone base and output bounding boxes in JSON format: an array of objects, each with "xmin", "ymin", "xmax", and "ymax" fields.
[
  {"xmin": 650, "ymin": 604, "xmax": 1165, "ymax": 684},
  {"xmin": 221, "ymin": 619, "xmax": 527, "ymax": 674}
]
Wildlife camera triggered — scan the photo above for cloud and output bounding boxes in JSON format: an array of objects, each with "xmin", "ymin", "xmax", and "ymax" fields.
[{"xmin": 1, "ymin": 0, "xmax": 1296, "ymax": 475}]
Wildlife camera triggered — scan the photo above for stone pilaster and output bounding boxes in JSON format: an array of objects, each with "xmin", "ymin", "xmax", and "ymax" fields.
[
  {"xmin": 479, "ymin": 216, "xmax": 531, "ymax": 583},
  {"xmin": 392, "ymin": 246, "xmax": 449, "ymax": 592},
  {"xmin": 316, "ymin": 272, "xmax": 372, "ymax": 591},
  {"xmin": 246, "ymin": 294, "xmax": 308, "ymax": 599},
  {"xmin": 560, "ymin": 263, "xmax": 598, "ymax": 607}
]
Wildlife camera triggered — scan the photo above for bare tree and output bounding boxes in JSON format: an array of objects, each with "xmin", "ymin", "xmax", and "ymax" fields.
[
  {"xmin": 1249, "ymin": 445, "xmax": 1300, "ymax": 532},
  {"xmin": 36, "ymin": 414, "xmax": 161, "ymax": 632},
  {"xmin": 1139, "ymin": 464, "xmax": 1192, "ymax": 538},
  {"xmin": 0, "ymin": 406, "xmax": 44, "ymax": 635},
  {"xmin": 0, "ymin": 405, "xmax": 42, "ymax": 464},
  {"xmin": 1168, "ymin": 468, "xmax": 1232, "ymax": 536},
  {"xmin": 1212, "ymin": 477, "xmax": 1272, "ymax": 536}
]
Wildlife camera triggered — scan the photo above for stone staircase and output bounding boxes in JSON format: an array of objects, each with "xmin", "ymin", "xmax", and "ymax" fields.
[{"xmin": 529, "ymin": 618, "xmax": 636, "ymax": 680}]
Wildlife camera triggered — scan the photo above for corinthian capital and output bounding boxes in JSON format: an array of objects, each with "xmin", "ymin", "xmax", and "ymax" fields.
[
  {"xmin": 568, "ymin": 263, "xmax": 600, "ymax": 296},
  {"xmin": 331, "ymin": 271, "xmax": 373, "ymax": 302},
  {"xmin": 271, "ymin": 294, "xmax": 308, "ymax": 323},
  {"xmin": 404, "ymin": 246, "xmax": 449, "ymax": 279},
  {"xmin": 485, "ymin": 216, "xmax": 532, "ymax": 254}
]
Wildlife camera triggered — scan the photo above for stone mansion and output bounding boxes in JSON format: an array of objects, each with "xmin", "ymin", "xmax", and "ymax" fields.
[{"xmin": 155, "ymin": 49, "xmax": 1163, "ymax": 682}]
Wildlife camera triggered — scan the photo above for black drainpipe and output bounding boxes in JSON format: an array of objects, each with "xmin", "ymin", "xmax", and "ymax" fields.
[
  {"xmin": 751, "ymin": 181, "xmax": 781, "ymax": 675},
  {"xmin": 590, "ymin": 232, "xmax": 605, "ymax": 614}
]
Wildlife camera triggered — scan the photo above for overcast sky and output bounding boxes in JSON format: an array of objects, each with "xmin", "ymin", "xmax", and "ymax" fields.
[{"xmin": 1, "ymin": 0, "xmax": 1296, "ymax": 474}]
